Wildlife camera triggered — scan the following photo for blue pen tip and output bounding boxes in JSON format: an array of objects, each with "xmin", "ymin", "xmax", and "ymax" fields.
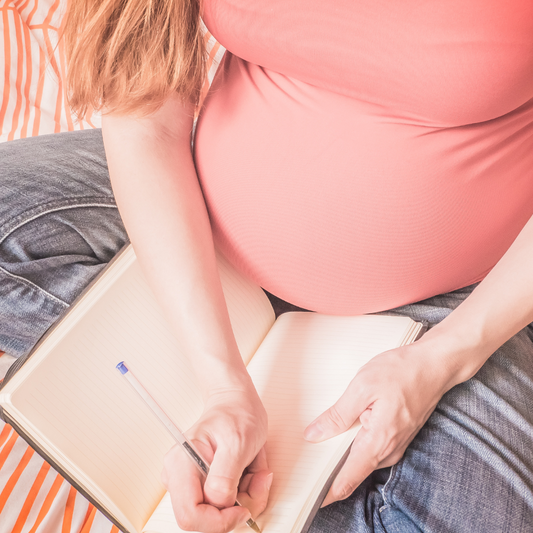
[{"xmin": 116, "ymin": 361, "xmax": 129, "ymax": 374}]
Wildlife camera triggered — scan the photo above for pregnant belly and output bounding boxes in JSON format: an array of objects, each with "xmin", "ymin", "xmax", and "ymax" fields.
[{"xmin": 194, "ymin": 56, "xmax": 533, "ymax": 314}]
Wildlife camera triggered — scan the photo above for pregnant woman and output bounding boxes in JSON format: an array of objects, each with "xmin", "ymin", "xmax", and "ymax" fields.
[{"xmin": 1, "ymin": 0, "xmax": 533, "ymax": 531}]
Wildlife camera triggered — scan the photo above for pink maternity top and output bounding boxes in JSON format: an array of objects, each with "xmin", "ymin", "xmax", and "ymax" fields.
[{"xmin": 194, "ymin": 0, "xmax": 533, "ymax": 315}]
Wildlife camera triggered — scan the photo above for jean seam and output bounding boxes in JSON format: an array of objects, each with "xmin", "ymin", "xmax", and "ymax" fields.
[
  {"xmin": 380, "ymin": 461, "xmax": 403, "ymax": 511},
  {"xmin": 0, "ymin": 200, "xmax": 118, "ymax": 245},
  {"xmin": 0, "ymin": 264, "xmax": 69, "ymax": 307}
]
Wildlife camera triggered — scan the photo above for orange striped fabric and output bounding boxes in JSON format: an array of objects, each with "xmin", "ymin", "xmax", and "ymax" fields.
[
  {"xmin": 0, "ymin": 0, "xmax": 96, "ymax": 141},
  {"xmin": 0, "ymin": 0, "xmax": 225, "ymax": 531},
  {"xmin": 0, "ymin": 2, "xmax": 224, "ymax": 141}
]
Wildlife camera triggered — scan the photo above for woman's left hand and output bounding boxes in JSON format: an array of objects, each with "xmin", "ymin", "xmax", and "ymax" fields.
[{"xmin": 303, "ymin": 336, "xmax": 468, "ymax": 507}]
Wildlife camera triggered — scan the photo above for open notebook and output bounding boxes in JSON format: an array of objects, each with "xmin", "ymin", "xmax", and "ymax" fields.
[{"xmin": 0, "ymin": 245, "xmax": 422, "ymax": 533}]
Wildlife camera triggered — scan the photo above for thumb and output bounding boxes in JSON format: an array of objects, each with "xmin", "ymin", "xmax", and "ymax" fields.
[
  {"xmin": 304, "ymin": 388, "xmax": 367, "ymax": 443},
  {"xmin": 204, "ymin": 445, "xmax": 249, "ymax": 510}
]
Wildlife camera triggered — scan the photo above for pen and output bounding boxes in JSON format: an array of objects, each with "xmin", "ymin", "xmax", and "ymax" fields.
[{"xmin": 116, "ymin": 361, "xmax": 261, "ymax": 533}]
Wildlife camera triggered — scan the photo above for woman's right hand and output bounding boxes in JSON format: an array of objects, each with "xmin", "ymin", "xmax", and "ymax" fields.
[{"xmin": 162, "ymin": 384, "xmax": 272, "ymax": 533}]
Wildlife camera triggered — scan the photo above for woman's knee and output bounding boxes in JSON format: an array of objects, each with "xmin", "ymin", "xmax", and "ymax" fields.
[
  {"xmin": 0, "ymin": 129, "xmax": 115, "ymax": 236},
  {"xmin": 0, "ymin": 130, "xmax": 129, "ymax": 355}
]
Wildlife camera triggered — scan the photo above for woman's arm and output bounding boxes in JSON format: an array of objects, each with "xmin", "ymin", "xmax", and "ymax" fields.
[
  {"xmin": 101, "ymin": 94, "xmax": 271, "ymax": 531},
  {"xmin": 305, "ymin": 211, "xmax": 533, "ymax": 505}
]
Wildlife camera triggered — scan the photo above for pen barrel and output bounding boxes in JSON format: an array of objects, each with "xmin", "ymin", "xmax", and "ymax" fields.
[
  {"xmin": 182, "ymin": 441, "xmax": 209, "ymax": 476},
  {"xmin": 119, "ymin": 365, "xmax": 188, "ymax": 446},
  {"xmin": 118, "ymin": 363, "xmax": 211, "ymax": 476}
]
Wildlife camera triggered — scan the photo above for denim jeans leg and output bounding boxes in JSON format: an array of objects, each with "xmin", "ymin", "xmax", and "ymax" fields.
[
  {"xmin": 309, "ymin": 286, "xmax": 533, "ymax": 533},
  {"xmin": 0, "ymin": 129, "xmax": 128, "ymax": 357}
]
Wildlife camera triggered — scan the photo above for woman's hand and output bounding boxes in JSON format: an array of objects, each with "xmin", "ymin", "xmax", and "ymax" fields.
[
  {"xmin": 304, "ymin": 336, "xmax": 469, "ymax": 507},
  {"xmin": 162, "ymin": 385, "xmax": 272, "ymax": 533}
]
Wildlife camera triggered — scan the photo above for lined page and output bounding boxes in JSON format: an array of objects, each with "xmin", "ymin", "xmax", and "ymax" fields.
[
  {"xmin": 144, "ymin": 313, "xmax": 417, "ymax": 533},
  {"xmin": 217, "ymin": 251, "xmax": 275, "ymax": 365},
  {"xmin": 2, "ymin": 246, "xmax": 274, "ymax": 533},
  {"xmin": 245, "ymin": 313, "xmax": 415, "ymax": 533},
  {"xmin": 143, "ymin": 494, "xmax": 181, "ymax": 533}
]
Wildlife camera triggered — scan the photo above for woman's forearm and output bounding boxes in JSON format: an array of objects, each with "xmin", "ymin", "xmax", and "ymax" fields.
[
  {"xmin": 423, "ymin": 212, "xmax": 533, "ymax": 388},
  {"xmin": 101, "ymin": 96, "xmax": 251, "ymax": 395}
]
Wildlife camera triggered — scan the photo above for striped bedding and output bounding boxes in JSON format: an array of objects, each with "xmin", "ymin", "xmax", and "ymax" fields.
[{"xmin": 0, "ymin": 0, "xmax": 225, "ymax": 530}]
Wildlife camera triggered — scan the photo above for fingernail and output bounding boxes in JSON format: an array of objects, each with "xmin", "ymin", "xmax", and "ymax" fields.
[
  {"xmin": 320, "ymin": 496, "xmax": 332, "ymax": 508},
  {"xmin": 304, "ymin": 423, "xmax": 323, "ymax": 442},
  {"xmin": 266, "ymin": 473, "xmax": 274, "ymax": 491}
]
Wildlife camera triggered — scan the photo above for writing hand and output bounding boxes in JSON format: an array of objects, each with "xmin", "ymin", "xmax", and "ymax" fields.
[{"xmin": 162, "ymin": 388, "xmax": 272, "ymax": 532}]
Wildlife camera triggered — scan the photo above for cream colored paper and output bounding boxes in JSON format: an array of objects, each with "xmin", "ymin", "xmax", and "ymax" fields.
[{"xmin": 143, "ymin": 313, "xmax": 419, "ymax": 533}]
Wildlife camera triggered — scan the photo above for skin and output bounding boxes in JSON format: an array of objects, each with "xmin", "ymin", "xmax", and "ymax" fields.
[{"xmin": 102, "ymin": 92, "xmax": 533, "ymax": 532}]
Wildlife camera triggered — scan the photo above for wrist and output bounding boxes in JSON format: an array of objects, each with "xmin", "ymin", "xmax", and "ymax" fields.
[
  {"xmin": 191, "ymin": 348, "xmax": 256, "ymax": 399},
  {"xmin": 202, "ymin": 372, "xmax": 268, "ymax": 430},
  {"xmin": 416, "ymin": 321, "xmax": 493, "ymax": 390}
]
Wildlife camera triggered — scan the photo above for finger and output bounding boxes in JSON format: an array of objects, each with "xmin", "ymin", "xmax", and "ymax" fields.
[
  {"xmin": 237, "ymin": 471, "xmax": 273, "ymax": 519},
  {"xmin": 205, "ymin": 443, "xmax": 256, "ymax": 509},
  {"xmin": 237, "ymin": 448, "xmax": 273, "ymax": 518},
  {"xmin": 237, "ymin": 448, "xmax": 272, "ymax": 517},
  {"xmin": 376, "ymin": 448, "xmax": 405, "ymax": 471},
  {"xmin": 322, "ymin": 399, "xmax": 398, "ymax": 507},
  {"xmin": 163, "ymin": 444, "xmax": 205, "ymax": 508},
  {"xmin": 321, "ymin": 426, "xmax": 378, "ymax": 507},
  {"xmin": 168, "ymin": 493, "xmax": 252, "ymax": 533},
  {"xmin": 164, "ymin": 444, "xmax": 252, "ymax": 533},
  {"xmin": 237, "ymin": 446, "xmax": 269, "ymax": 494},
  {"xmin": 247, "ymin": 446, "xmax": 269, "ymax": 474},
  {"xmin": 304, "ymin": 384, "xmax": 370, "ymax": 443},
  {"xmin": 359, "ymin": 407, "xmax": 372, "ymax": 427},
  {"xmin": 375, "ymin": 429, "xmax": 417, "ymax": 470}
]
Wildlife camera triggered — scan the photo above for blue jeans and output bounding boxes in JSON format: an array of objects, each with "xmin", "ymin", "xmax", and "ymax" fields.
[
  {"xmin": 0, "ymin": 130, "xmax": 128, "ymax": 357},
  {"xmin": 1, "ymin": 130, "xmax": 533, "ymax": 531}
]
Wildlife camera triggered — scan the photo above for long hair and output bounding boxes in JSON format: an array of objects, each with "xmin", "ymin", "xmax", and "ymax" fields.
[{"xmin": 63, "ymin": 0, "xmax": 206, "ymax": 118}]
